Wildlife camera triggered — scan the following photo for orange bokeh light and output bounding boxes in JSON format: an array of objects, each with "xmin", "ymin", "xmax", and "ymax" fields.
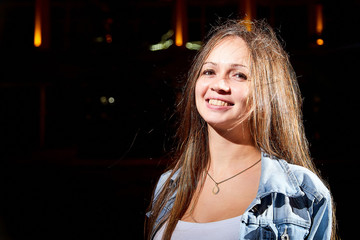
[
  {"xmin": 243, "ymin": 0, "xmax": 252, "ymax": 31},
  {"xmin": 316, "ymin": 4, "xmax": 324, "ymax": 35},
  {"xmin": 175, "ymin": 0, "xmax": 184, "ymax": 46},
  {"xmin": 316, "ymin": 38, "xmax": 324, "ymax": 46},
  {"xmin": 34, "ymin": 1, "xmax": 42, "ymax": 47}
]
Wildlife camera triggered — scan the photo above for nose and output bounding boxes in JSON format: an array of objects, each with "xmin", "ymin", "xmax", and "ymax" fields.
[{"xmin": 210, "ymin": 77, "xmax": 230, "ymax": 94}]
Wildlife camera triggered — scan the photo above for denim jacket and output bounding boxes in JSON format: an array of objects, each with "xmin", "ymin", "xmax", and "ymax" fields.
[{"xmin": 149, "ymin": 152, "xmax": 333, "ymax": 239}]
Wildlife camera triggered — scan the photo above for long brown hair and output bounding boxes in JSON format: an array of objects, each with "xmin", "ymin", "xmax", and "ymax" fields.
[{"xmin": 145, "ymin": 19, "xmax": 336, "ymax": 240}]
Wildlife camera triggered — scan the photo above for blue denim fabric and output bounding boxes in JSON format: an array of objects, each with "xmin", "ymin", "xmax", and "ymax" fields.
[{"xmin": 149, "ymin": 152, "xmax": 332, "ymax": 239}]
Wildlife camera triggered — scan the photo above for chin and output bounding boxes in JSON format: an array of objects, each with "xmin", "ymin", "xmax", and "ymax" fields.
[
  {"xmin": 207, "ymin": 116, "xmax": 249, "ymax": 131},
  {"xmin": 204, "ymin": 118, "xmax": 235, "ymax": 130}
]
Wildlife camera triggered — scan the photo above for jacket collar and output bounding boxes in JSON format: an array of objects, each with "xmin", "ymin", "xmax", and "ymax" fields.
[{"xmin": 257, "ymin": 152, "xmax": 304, "ymax": 199}]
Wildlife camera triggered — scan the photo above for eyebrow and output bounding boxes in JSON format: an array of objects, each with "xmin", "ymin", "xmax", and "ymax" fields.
[{"xmin": 203, "ymin": 61, "xmax": 248, "ymax": 68}]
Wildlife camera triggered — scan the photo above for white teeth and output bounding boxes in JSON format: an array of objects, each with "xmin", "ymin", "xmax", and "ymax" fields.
[{"xmin": 208, "ymin": 99, "xmax": 231, "ymax": 106}]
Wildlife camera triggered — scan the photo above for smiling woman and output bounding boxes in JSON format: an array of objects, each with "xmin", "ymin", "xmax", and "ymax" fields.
[
  {"xmin": 195, "ymin": 37, "xmax": 250, "ymax": 131},
  {"xmin": 145, "ymin": 19, "xmax": 336, "ymax": 240}
]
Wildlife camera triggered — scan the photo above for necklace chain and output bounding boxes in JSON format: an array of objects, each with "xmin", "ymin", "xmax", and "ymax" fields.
[{"xmin": 206, "ymin": 159, "xmax": 261, "ymax": 195}]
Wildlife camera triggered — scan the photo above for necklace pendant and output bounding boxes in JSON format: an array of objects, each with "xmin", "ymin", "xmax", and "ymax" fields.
[{"xmin": 212, "ymin": 184, "xmax": 220, "ymax": 195}]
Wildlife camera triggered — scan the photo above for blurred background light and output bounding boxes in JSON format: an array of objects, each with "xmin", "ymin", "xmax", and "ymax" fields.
[
  {"xmin": 100, "ymin": 96, "xmax": 108, "ymax": 105},
  {"xmin": 34, "ymin": 0, "xmax": 42, "ymax": 47},
  {"xmin": 175, "ymin": 0, "xmax": 186, "ymax": 46},
  {"xmin": 105, "ymin": 34, "xmax": 112, "ymax": 43},
  {"xmin": 316, "ymin": 4, "xmax": 324, "ymax": 35},
  {"xmin": 185, "ymin": 41, "xmax": 202, "ymax": 50},
  {"xmin": 94, "ymin": 36, "xmax": 105, "ymax": 43},
  {"xmin": 108, "ymin": 97, "xmax": 115, "ymax": 104},
  {"xmin": 150, "ymin": 39, "xmax": 173, "ymax": 51},
  {"xmin": 243, "ymin": 0, "xmax": 253, "ymax": 31},
  {"xmin": 149, "ymin": 30, "xmax": 175, "ymax": 51},
  {"xmin": 316, "ymin": 38, "xmax": 324, "ymax": 46}
]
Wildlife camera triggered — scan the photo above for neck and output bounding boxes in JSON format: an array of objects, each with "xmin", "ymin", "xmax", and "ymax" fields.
[{"xmin": 207, "ymin": 123, "xmax": 261, "ymax": 176}]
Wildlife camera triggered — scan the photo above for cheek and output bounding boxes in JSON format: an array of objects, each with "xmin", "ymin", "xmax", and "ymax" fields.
[
  {"xmin": 194, "ymin": 79, "xmax": 208, "ymax": 117},
  {"xmin": 235, "ymin": 83, "xmax": 250, "ymax": 101},
  {"xmin": 195, "ymin": 79, "xmax": 205, "ymax": 103},
  {"xmin": 231, "ymin": 86, "xmax": 251, "ymax": 111}
]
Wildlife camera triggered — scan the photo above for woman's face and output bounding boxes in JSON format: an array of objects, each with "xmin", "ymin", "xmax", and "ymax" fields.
[{"xmin": 195, "ymin": 36, "xmax": 251, "ymax": 130}]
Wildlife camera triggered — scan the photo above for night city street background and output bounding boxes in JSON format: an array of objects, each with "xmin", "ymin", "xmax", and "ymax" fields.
[{"xmin": 0, "ymin": 0, "xmax": 359, "ymax": 239}]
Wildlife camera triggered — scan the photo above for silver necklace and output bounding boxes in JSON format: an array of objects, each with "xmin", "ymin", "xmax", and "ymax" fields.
[{"xmin": 206, "ymin": 159, "xmax": 261, "ymax": 195}]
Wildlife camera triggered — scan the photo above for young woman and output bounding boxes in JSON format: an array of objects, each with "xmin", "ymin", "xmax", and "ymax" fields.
[{"xmin": 145, "ymin": 20, "xmax": 336, "ymax": 240}]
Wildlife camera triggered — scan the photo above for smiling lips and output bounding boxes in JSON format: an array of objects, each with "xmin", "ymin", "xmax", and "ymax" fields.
[{"xmin": 208, "ymin": 99, "xmax": 234, "ymax": 107}]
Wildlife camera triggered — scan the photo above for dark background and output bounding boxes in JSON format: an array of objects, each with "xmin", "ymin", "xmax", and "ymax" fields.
[{"xmin": 0, "ymin": 0, "xmax": 358, "ymax": 239}]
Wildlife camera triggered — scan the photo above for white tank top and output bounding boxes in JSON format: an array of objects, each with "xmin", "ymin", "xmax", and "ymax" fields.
[{"xmin": 154, "ymin": 215, "xmax": 242, "ymax": 240}]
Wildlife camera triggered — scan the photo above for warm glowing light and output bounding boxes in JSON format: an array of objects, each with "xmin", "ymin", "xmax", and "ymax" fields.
[
  {"xmin": 243, "ymin": 18, "xmax": 252, "ymax": 32},
  {"xmin": 34, "ymin": 1, "xmax": 42, "ymax": 47},
  {"xmin": 175, "ymin": 24, "xmax": 183, "ymax": 46},
  {"xmin": 316, "ymin": 38, "xmax": 324, "ymax": 46},
  {"xmin": 175, "ymin": 0, "xmax": 184, "ymax": 46},
  {"xmin": 316, "ymin": 4, "xmax": 324, "ymax": 35},
  {"xmin": 105, "ymin": 34, "xmax": 112, "ymax": 43},
  {"xmin": 243, "ymin": 0, "xmax": 252, "ymax": 31}
]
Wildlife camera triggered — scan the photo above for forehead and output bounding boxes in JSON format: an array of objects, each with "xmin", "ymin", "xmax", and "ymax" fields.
[{"xmin": 205, "ymin": 36, "xmax": 250, "ymax": 66}]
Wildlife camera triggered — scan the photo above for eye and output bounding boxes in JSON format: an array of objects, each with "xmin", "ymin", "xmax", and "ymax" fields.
[
  {"xmin": 202, "ymin": 69, "xmax": 215, "ymax": 76},
  {"xmin": 233, "ymin": 72, "xmax": 248, "ymax": 81}
]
